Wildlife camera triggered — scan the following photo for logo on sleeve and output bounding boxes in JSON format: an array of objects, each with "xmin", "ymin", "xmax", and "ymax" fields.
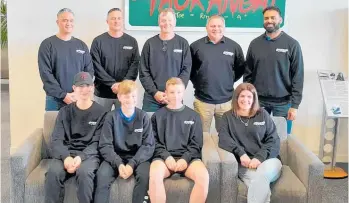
[
  {"xmin": 123, "ymin": 46, "xmax": 133, "ymax": 50},
  {"xmin": 223, "ymin": 51, "xmax": 234, "ymax": 56},
  {"xmin": 134, "ymin": 128, "xmax": 143, "ymax": 133},
  {"xmin": 76, "ymin": 49, "xmax": 85, "ymax": 54},
  {"xmin": 88, "ymin": 121, "xmax": 97, "ymax": 126},
  {"xmin": 253, "ymin": 121, "xmax": 265, "ymax": 126},
  {"xmin": 276, "ymin": 48, "xmax": 288, "ymax": 53},
  {"xmin": 173, "ymin": 49, "xmax": 183, "ymax": 53},
  {"xmin": 184, "ymin": 120, "xmax": 194, "ymax": 125}
]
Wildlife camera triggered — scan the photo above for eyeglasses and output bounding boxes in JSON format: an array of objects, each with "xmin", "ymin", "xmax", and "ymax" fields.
[{"xmin": 162, "ymin": 41, "xmax": 168, "ymax": 52}]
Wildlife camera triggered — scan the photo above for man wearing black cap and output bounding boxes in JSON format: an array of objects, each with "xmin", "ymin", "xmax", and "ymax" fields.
[{"xmin": 44, "ymin": 72, "xmax": 107, "ymax": 203}]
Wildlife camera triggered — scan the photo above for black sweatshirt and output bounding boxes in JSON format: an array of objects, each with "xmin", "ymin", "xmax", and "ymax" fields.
[
  {"xmin": 244, "ymin": 32, "xmax": 304, "ymax": 108},
  {"xmin": 51, "ymin": 102, "xmax": 107, "ymax": 161},
  {"xmin": 99, "ymin": 108, "xmax": 155, "ymax": 169},
  {"xmin": 151, "ymin": 106, "xmax": 203, "ymax": 163},
  {"xmin": 190, "ymin": 36, "xmax": 245, "ymax": 104},
  {"xmin": 218, "ymin": 109, "xmax": 280, "ymax": 163},
  {"xmin": 38, "ymin": 35, "xmax": 94, "ymax": 100},
  {"xmin": 139, "ymin": 34, "xmax": 192, "ymax": 96},
  {"xmin": 90, "ymin": 32, "xmax": 140, "ymax": 99}
]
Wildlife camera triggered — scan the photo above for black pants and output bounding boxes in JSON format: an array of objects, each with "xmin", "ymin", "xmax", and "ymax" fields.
[
  {"xmin": 44, "ymin": 157, "xmax": 99, "ymax": 203},
  {"xmin": 94, "ymin": 161, "xmax": 150, "ymax": 203}
]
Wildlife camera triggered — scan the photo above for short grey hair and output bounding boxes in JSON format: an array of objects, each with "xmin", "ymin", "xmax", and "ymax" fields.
[
  {"xmin": 206, "ymin": 15, "xmax": 225, "ymax": 26},
  {"xmin": 158, "ymin": 8, "xmax": 176, "ymax": 22},
  {"xmin": 57, "ymin": 8, "xmax": 74, "ymax": 17}
]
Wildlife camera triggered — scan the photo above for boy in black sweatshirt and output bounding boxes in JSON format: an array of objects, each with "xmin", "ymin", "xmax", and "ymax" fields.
[
  {"xmin": 44, "ymin": 72, "xmax": 107, "ymax": 203},
  {"xmin": 149, "ymin": 77, "xmax": 209, "ymax": 203},
  {"xmin": 94, "ymin": 80, "xmax": 155, "ymax": 203}
]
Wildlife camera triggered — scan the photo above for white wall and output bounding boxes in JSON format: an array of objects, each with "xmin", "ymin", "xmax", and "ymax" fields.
[{"xmin": 7, "ymin": 0, "xmax": 348, "ymax": 161}]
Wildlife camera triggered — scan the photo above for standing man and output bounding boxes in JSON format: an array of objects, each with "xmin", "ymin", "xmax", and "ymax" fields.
[
  {"xmin": 38, "ymin": 8, "xmax": 94, "ymax": 111},
  {"xmin": 190, "ymin": 15, "xmax": 245, "ymax": 133},
  {"xmin": 90, "ymin": 8, "xmax": 140, "ymax": 111},
  {"xmin": 139, "ymin": 8, "xmax": 192, "ymax": 112},
  {"xmin": 244, "ymin": 6, "xmax": 304, "ymax": 134}
]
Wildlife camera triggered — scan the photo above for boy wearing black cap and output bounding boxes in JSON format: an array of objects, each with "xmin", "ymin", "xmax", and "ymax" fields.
[{"xmin": 44, "ymin": 72, "xmax": 107, "ymax": 203}]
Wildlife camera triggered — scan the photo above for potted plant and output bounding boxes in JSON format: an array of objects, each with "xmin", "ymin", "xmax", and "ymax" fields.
[{"xmin": 1, "ymin": 0, "xmax": 8, "ymax": 79}]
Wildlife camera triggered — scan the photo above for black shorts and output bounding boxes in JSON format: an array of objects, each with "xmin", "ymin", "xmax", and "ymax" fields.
[{"xmin": 152, "ymin": 157, "xmax": 201, "ymax": 177}]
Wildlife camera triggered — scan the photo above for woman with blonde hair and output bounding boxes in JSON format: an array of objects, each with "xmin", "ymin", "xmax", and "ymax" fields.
[{"xmin": 218, "ymin": 83, "xmax": 282, "ymax": 203}]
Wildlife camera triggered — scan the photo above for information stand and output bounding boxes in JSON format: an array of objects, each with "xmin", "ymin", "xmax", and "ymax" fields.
[{"xmin": 317, "ymin": 70, "xmax": 348, "ymax": 179}]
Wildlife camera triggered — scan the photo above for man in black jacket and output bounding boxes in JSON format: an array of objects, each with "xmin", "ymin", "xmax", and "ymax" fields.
[
  {"xmin": 244, "ymin": 6, "xmax": 304, "ymax": 134},
  {"xmin": 139, "ymin": 8, "xmax": 191, "ymax": 112},
  {"xmin": 90, "ymin": 8, "xmax": 140, "ymax": 111},
  {"xmin": 94, "ymin": 80, "xmax": 155, "ymax": 203},
  {"xmin": 190, "ymin": 15, "xmax": 245, "ymax": 133},
  {"xmin": 38, "ymin": 8, "xmax": 94, "ymax": 111},
  {"xmin": 44, "ymin": 72, "xmax": 107, "ymax": 203}
]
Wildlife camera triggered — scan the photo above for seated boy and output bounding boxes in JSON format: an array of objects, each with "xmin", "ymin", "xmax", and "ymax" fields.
[
  {"xmin": 45, "ymin": 72, "xmax": 107, "ymax": 203},
  {"xmin": 94, "ymin": 80, "xmax": 155, "ymax": 203},
  {"xmin": 149, "ymin": 77, "xmax": 209, "ymax": 203}
]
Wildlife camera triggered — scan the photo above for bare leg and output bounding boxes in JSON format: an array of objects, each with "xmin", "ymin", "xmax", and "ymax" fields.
[
  {"xmin": 148, "ymin": 160, "xmax": 171, "ymax": 203},
  {"xmin": 184, "ymin": 160, "xmax": 209, "ymax": 203}
]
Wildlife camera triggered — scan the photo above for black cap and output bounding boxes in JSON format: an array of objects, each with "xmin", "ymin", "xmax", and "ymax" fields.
[{"xmin": 73, "ymin": 72, "xmax": 93, "ymax": 86}]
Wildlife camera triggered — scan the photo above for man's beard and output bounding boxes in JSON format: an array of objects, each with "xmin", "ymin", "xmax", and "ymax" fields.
[{"xmin": 264, "ymin": 23, "xmax": 280, "ymax": 33}]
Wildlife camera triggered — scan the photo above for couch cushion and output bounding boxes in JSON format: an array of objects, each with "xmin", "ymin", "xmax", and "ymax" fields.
[
  {"xmin": 25, "ymin": 159, "xmax": 195, "ymax": 203},
  {"xmin": 42, "ymin": 111, "xmax": 59, "ymax": 159},
  {"xmin": 237, "ymin": 165, "xmax": 307, "ymax": 203},
  {"xmin": 109, "ymin": 174, "xmax": 194, "ymax": 203}
]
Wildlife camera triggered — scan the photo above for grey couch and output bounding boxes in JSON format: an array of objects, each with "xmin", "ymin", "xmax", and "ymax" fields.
[
  {"xmin": 11, "ymin": 111, "xmax": 221, "ymax": 203},
  {"xmin": 213, "ymin": 116, "xmax": 325, "ymax": 203}
]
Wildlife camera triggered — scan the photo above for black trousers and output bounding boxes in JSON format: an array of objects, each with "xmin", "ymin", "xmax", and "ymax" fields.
[
  {"xmin": 94, "ymin": 160, "xmax": 150, "ymax": 203},
  {"xmin": 44, "ymin": 157, "xmax": 100, "ymax": 203}
]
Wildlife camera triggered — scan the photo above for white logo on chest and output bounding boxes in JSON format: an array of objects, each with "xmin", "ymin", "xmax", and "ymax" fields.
[
  {"xmin": 134, "ymin": 128, "xmax": 143, "ymax": 133},
  {"xmin": 223, "ymin": 51, "xmax": 234, "ymax": 56},
  {"xmin": 76, "ymin": 49, "xmax": 85, "ymax": 54},
  {"xmin": 88, "ymin": 121, "xmax": 97, "ymax": 126},
  {"xmin": 184, "ymin": 121, "xmax": 194, "ymax": 125},
  {"xmin": 173, "ymin": 49, "xmax": 183, "ymax": 53},
  {"xmin": 123, "ymin": 46, "xmax": 133, "ymax": 50},
  {"xmin": 253, "ymin": 121, "xmax": 265, "ymax": 126},
  {"xmin": 276, "ymin": 48, "xmax": 288, "ymax": 53}
]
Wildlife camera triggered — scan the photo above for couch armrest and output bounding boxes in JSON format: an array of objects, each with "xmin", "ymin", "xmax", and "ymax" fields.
[
  {"xmin": 287, "ymin": 135, "xmax": 325, "ymax": 203},
  {"xmin": 212, "ymin": 134, "xmax": 238, "ymax": 203},
  {"xmin": 202, "ymin": 134, "xmax": 221, "ymax": 203},
  {"xmin": 10, "ymin": 128, "xmax": 43, "ymax": 203}
]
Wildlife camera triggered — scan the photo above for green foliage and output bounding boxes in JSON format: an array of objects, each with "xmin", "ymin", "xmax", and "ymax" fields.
[{"xmin": 1, "ymin": 1, "xmax": 7, "ymax": 48}]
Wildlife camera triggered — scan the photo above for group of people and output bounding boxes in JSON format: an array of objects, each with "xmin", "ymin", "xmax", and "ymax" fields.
[{"xmin": 39, "ymin": 5, "xmax": 304, "ymax": 203}]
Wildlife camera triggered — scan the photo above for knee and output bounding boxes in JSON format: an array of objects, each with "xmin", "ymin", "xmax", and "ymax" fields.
[
  {"xmin": 260, "ymin": 159, "xmax": 282, "ymax": 178},
  {"xmin": 137, "ymin": 172, "xmax": 150, "ymax": 183},
  {"xmin": 77, "ymin": 167, "xmax": 95, "ymax": 181},
  {"xmin": 194, "ymin": 169, "xmax": 209, "ymax": 187},
  {"xmin": 46, "ymin": 162, "xmax": 65, "ymax": 179},
  {"xmin": 149, "ymin": 170, "xmax": 162, "ymax": 183}
]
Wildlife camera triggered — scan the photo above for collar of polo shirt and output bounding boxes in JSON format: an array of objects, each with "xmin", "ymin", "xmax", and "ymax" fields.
[
  {"xmin": 264, "ymin": 31, "xmax": 284, "ymax": 41},
  {"xmin": 205, "ymin": 36, "xmax": 226, "ymax": 44}
]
